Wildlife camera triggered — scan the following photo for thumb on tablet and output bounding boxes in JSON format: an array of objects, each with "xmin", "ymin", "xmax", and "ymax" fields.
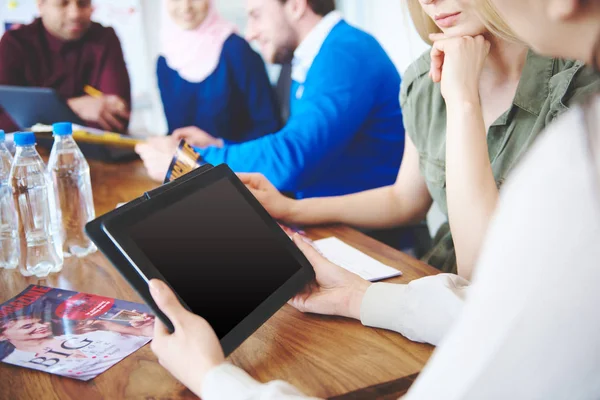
[
  {"xmin": 293, "ymin": 234, "xmax": 323, "ymax": 264},
  {"xmin": 149, "ymin": 279, "xmax": 184, "ymax": 330}
]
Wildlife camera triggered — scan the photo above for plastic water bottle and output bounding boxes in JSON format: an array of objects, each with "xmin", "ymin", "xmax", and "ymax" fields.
[
  {"xmin": 48, "ymin": 123, "xmax": 97, "ymax": 258},
  {"xmin": 10, "ymin": 132, "xmax": 63, "ymax": 277},
  {"xmin": 0, "ymin": 130, "xmax": 19, "ymax": 270}
]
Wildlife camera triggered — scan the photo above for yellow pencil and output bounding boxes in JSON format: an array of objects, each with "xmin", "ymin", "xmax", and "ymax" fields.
[{"xmin": 83, "ymin": 85, "xmax": 104, "ymax": 99}]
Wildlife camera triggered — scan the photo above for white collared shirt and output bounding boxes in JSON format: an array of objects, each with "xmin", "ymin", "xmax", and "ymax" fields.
[{"xmin": 291, "ymin": 11, "xmax": 343, "ymax": 85}]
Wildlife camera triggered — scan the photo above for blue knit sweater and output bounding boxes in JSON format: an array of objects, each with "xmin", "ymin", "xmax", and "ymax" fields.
[{"xmin": 200, "ymin": 21, "xmax": 405, "ymax": 198}]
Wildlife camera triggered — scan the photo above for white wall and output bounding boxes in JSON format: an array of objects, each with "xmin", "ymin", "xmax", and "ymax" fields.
[{"xmin": 338, "ymin": 0, "xmax": 429, "ymax": 75}]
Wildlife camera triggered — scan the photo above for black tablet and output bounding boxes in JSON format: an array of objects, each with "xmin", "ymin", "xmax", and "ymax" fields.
[{"xmin": 98, "ymin": 165, "xmax": 314, "ymax": 355}]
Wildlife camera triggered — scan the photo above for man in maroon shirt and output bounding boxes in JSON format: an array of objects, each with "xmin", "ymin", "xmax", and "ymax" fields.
[{"xmin": 0, "ymin": 0, "xmax": 131, "ymax": 133}]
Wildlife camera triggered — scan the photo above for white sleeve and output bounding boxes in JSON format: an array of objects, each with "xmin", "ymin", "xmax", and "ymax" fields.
[
  {"xmin": 360, "ymin": 274, "xmax": 469, "ymax": 345},
  {"xmin": 201, "ymin": 364, "xmax": 321, "ymax": 400},
  {"xmin": 404, "ymin": 107, "xmax": 600, "ymax": 400}
]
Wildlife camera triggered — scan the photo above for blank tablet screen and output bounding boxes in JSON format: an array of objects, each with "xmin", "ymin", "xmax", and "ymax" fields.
[{"xmin": 125, "ymin": 178, "xmax": 304, "ymax": 338}]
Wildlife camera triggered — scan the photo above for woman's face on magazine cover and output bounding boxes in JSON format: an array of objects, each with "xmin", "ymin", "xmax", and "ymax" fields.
[{"xmin": 0, "ymin": 317, "xmax": 52, "ymax": 342}]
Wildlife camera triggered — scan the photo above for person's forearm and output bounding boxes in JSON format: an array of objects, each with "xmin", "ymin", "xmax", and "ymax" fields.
[
  {"xmin": 445, "ymin": 100, "xmax": 499, "ymax": 279},
  {"xmin": 288, "ymin": 185, "xmax": 427, "ymax": 228}
]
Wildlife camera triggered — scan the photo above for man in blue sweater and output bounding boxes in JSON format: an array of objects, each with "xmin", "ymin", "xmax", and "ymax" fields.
[{"xmin": 138, "ymin": 0, "xmax": 404, "ymax": 199}]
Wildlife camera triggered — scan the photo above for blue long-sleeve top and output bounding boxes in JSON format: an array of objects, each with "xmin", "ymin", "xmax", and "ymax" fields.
[
  {"xmin": 157, "ymin": 34, "xmax": 281, "ymax": 142},
  {"xmin": 199, "ymin": 21, "xmax": 405, "ymax": 199}
]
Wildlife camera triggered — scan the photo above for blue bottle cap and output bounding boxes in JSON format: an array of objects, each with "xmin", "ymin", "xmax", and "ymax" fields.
[
  {"xmin": 14, "ymin": 132, "xmax": 36, "ymax": 146},
  {"xmin": 0, "ymin": 130, "xmax": 4, "ymax": 142},
  {"xmin": 53, "ymin": 122, "xmax": 73, "ymax": 136}
]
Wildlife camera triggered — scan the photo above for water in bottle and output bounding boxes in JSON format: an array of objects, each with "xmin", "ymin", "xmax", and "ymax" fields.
[
  {"xmin": 48, "ymin": 123, "xmax": 97, "ymax": 258},
  {"xmin": 10, "ymin": 132, "xmax": 63, "ymax": 277},
  {"xmin": 0, "ymin": 130, "xmax": 19, "ymax": 270}
]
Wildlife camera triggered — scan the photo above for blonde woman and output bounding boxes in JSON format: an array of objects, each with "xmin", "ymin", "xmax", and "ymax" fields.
[
  {"xmin": 239, "ymin": 0, "xmax": 599, "ymax": 279},
  {"xmin": 144, "ymin": 0, "xmax": 600, "ymax": 399}
]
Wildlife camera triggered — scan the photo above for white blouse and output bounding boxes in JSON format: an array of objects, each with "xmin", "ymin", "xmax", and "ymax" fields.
[{"xmin": 201, "ymin": 100, "xmax": 600, "ymax": 400}]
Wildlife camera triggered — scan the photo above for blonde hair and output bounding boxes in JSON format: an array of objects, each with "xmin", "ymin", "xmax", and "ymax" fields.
[
  {"xmin": 406, "ymin": 0, "xmax": 440, "ymax": 45},
  {"xmin": 475, "ymin": 0, "xmax": 523, "ymax": 43},
  {"xmin": 405, "ymin": 0, "xmax": 522, "ymax": 45}
]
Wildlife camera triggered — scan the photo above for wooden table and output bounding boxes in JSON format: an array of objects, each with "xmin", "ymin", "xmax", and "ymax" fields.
[{"xmin": 0, "ymin": 158, "xmax": 439, "ymax": 399}]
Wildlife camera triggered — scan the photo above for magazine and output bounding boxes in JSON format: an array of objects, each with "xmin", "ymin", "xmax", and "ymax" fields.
[{"xmin": 0, "ymin": 285, "xmax": 154, "ymax": 381}]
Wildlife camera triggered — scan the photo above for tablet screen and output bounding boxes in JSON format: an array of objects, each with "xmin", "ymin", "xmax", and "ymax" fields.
[{"xmin": 125, "ymin": 178, "xmax": 305, "ymax": 338}]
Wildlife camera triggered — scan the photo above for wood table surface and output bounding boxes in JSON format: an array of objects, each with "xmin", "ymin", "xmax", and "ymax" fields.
[{"xmin": 0, "ymin": 158, "xmax": 439, "ymax": 399}]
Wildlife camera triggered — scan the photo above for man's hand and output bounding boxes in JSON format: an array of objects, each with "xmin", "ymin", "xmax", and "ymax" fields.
[{"xmin": 68, "ymin": 95, "xmax": 130, "ymax": 132}]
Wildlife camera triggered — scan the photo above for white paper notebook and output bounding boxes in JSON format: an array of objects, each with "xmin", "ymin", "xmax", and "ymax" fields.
[{"xmin": 313, "ymin": 237, "xmax": 402, "ymax": 282}]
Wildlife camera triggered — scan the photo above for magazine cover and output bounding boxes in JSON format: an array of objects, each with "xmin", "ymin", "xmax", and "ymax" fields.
[
  {"xmin": 164, "ymin": 140, "xmax": 203, "ymax": 183},
  {"xmin": 0, "ymin": 285, "xmax": 154, "ymax": 381}
]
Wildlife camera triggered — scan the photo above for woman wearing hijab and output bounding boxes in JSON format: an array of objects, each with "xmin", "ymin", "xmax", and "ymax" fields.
[{"xmin": 137, "ymin": 0, "xmax": 281, "ymax": 180}]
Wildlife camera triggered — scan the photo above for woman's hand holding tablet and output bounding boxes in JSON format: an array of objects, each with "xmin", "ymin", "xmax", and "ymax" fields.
[
  {"xmin": 88, "ymin": 165, "xmax": 315, "ymax": 354},
  {"xmin": 148, "ymin": 234, "xmax": 373, "ymax": 398}
]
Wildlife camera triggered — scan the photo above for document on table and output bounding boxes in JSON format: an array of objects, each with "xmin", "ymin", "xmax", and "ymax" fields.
[{"xmin": 313, "ymin": 237, "xmax": 402, "ymax": 282}]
